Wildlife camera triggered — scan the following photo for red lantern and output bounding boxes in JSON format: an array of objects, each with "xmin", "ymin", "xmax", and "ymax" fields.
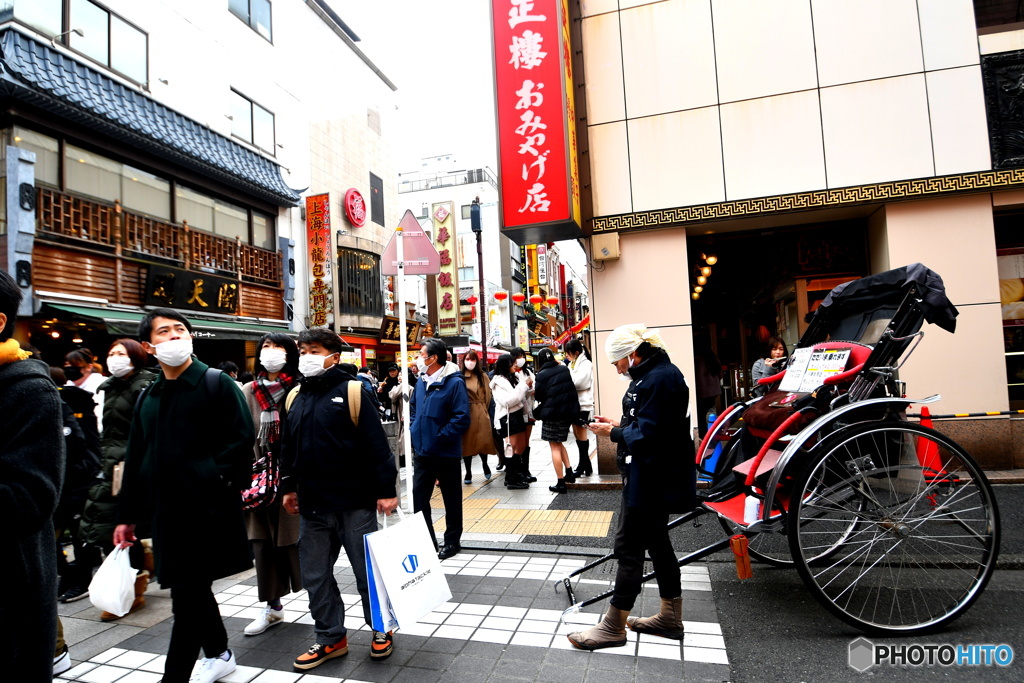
[
  {"xmin": 529, "ymin": 294, "xmax": 544, "ymax": 305},
  {"xmin": 466, "ymin": 295, "xmax": 478, "ymax": 305},
  {"xmin": 546, "ymin": 295, "xmax": 559, "ymax": 307},
  {"xmin": 494, "ymin": 291, "xmax": 508, "ymax": 302},
  {"xmin": 511, "ymin": 291, "xmax": 526, "ymax": 304}
]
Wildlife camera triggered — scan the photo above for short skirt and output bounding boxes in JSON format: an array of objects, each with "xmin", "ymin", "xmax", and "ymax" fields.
[
  {"xmin": 541, "ymin": 418, "xmax": 571, "ymax": 443},
  {"xmin": 499, "ymin": 409, "xmax": 527, "ymax": 437}
]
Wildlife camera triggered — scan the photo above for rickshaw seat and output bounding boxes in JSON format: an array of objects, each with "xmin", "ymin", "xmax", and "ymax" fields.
[{"xmin": 704, "ymin": 491, "xmax": 785, "ymax": 527}]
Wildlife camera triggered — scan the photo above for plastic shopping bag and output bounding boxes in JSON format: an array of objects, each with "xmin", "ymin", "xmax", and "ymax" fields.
[
  {"xmin": 364, "ymin": 509, "xmax": 452, "ymax": 633},
  {"xmin": 88, "ymin": 547, "xmax": 136, "ymax": 617}
]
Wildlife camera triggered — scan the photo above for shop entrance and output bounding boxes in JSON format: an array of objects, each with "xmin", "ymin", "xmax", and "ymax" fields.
[{"xmin": 687, "ymin": 219, "xmax": 869, "ymax": 403}]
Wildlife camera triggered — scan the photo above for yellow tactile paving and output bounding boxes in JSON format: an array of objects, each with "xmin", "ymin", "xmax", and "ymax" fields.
[
  {"xmin": 463, "ymin": 498, "xmax": 501, "ymax": 509},
  {"xmin": 467, "ymin": 519, "xmax": 521, "ymax": 534},
  {"xmin": 523, "ymin": 509, "xmax": 569, "ymax": 522},
  {"xmin": 560, "ymin": 522, "xmax": 610, "ymax": 537},
  {"xmin": 515, "ymin": 520, "xmax": 565, "ymax": 535},
  {"xmin": 433, "ymin": 517, "xmax": 446, "ymax": 532},
  {"xmin": 482, "ymin": 508, "xmax": 529, "ymax": 521},
  {"xmin": 566, "ymin": 510, "xmax": 613, "ymax": 524}
]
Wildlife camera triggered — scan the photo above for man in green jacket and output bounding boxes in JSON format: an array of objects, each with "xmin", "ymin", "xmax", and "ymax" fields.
[{"xmin": 114, "ymin": 308, "xmax": 254, "ymax": 683}]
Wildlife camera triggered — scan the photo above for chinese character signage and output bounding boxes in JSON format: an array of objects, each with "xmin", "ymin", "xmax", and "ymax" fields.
[
  {"xmin": 432, "ymin": 201, "xmax": 460, "ymax": 337},
  {"xmin": 379, "ymin": 315, "xmax": 422, "ymax": 345},
  {"xmin": 305, "ymin": 194, "xmax": 334, "ymax": 329},
  {"xmin": 492, "ymin": 0, "xmax": 581, "ymax": 244},
  {"xmin": 536, "ymin": 243, "xmax": 547, "ymax": 285},
  {"xmin": 145, "ymin": 265, "xmax": 239, "ymax": 314}
]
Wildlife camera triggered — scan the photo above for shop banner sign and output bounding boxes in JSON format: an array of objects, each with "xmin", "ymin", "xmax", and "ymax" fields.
[
  {"xmin": 432, "ymin": 202, "xmax": 460, "ymax": 337},
  {"xmin": 306, "ymin": 194, "xmax": 334, "ymax": 329},
  {"xmin": 492, "ymin": 0, "xmax": 581, "ymax": 244},
  {"xmin": 145, "ymin": 265, "xmax": 238, "ymax": 314},
  {"xmin": 380, "ymin": 315, "xmax": 422, "ymax": 346}
]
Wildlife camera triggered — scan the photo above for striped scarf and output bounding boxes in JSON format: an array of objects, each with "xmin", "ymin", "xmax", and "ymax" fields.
[{"xmin": 252, "ymin": 371, "xmax": 296, "ymax": 447}]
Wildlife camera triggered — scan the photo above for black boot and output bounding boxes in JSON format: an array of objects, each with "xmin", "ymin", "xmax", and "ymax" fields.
[
  {"xmin": 563, "ymin": 468, "xmax": 576, "ymax": 484},
  {"xmin": 506, "ymin": 454, "xmax": 529, "ymax": 489},
  {"xmin": 463, "ymin": 456, "xmax": 473, "ymax": 485},
  {"xmin": 523, "ymin": 446, "xmax": 537, "ymax": 483},
  {"xmin": 548, "ymin": 478, "xmax": 567, "ymax": 494},
  {"xmin": 574, "ymin": 440, "xmax": 592, "ymax": 476},
  {"xmin": 481, "ymin": 454, "xmax": 492, "ymax": 480}
]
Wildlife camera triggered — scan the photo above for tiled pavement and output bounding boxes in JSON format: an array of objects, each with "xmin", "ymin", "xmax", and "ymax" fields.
[{"xmin": 57, "ymin": 433, "xmax": 733, "ymax": 682}]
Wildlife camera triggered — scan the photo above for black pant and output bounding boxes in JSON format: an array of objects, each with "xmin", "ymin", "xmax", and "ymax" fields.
[
  {"xmin": 412, "ymin": 455, "xmax": 462, "ymax": 549},
  {"xmin": 609, "ymin": 499, "xmax": 680, "ymax": 611},
  {"xmin": 164, "ymin": 582, "xmax": 228, "ymax": 682}
]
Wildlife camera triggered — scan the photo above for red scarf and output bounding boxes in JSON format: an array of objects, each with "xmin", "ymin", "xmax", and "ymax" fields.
[{"xmin": 252, "ymin": 371, "xmax": 296, "ymax": 447}]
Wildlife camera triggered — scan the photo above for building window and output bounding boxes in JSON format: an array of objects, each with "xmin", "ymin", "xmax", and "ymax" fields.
[
  {"xmin": 230, "ymin": 0, "xmax": 273, "ymax": 41},
  {"xmin": 370, "ymin": 172, "xmax": 384, "ymax": 226},
  {"xmin": 230, "ymin": 90, "xmax": 276, "ymax": 155},
  {"xmin": 13, "ymin": 128, "xmax": 59, "ymax": 187},
  {"xmin": 39, "ymin": 0, "xmax": 151, "ymax": 86},
  {"xmin": 337, "ymin": 248, "xmax": 383, "ymax": 316}
]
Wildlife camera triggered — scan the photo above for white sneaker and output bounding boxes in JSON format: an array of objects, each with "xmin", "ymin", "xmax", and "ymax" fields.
[
  {"xmin": 189, "ymin": 650, "xmax": 236, "ymax": 683},
  {"xmin": 53, "ymin": 646, "xmax": 71, "ymax": 674},
  {"xmin": 244, "ymin": 606, "xmax": 285, "ymax": 635}
]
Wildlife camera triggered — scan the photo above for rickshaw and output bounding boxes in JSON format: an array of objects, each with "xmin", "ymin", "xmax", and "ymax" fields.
[{"xmin": 557, "ymin": 264, "xmax": 1000, "ymax": 635}]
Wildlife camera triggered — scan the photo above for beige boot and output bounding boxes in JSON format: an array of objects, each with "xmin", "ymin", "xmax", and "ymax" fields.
[
  {"xmin": 626, "ymin": 597, "xmax": 684, "ymax": 640},
  {"xmin": 100, "ymin": 571, "xmax": 148, "ymax": 622},
  {"xmin": 567, "ymin": 607, "xmax": 630, "ymax": 651}
]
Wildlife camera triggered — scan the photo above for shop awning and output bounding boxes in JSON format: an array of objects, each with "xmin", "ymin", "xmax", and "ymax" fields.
[{"xmin": 41, "ymin": 303, "xmax": 294, "ymax": 341}]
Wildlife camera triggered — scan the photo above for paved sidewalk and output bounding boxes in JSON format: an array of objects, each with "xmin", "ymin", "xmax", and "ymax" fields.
[{"xmin": 57, "ymin": 432, "xmax": 733, "ymax": 682}]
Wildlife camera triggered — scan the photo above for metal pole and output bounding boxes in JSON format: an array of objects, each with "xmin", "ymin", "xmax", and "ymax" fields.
[
  {"xmin": 477, "ymin": 225, "xmax": 487, "ymax": 367},
  {"xmin": 396, "ymin": 225, "xmax": 415, "ymax": 513}
]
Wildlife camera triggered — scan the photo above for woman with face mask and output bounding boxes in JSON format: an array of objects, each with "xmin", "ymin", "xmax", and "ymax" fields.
[
  {"xmin": 459, "ymin": 350, "xmax": 497, "ymax": 484},
  {"xmin": 78, "ymin": 339, "xmax": 157, "ymax": 620},
  {"xmin": 238, "ymin": 333, "xmax": 303, "ymax": 636},
  {"xmin": 65, "ymin": 348, "xmax": 106, "ymax": 427},
  {"xmin": 508, "ymin": 347, "xmax": 537, "ymax": 483}
]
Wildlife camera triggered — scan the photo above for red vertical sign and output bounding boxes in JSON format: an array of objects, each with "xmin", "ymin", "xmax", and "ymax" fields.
[
  {"xmin": 492, "ymin": 0, "xmax": 581, "ymax": 243},
  {"xmin": 305, "ymin": 194, "xmax": 334, "ymax": 329}
]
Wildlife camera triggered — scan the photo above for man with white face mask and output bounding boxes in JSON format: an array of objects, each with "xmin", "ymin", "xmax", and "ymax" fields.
[
  {"xmin": 279, "ymin": 328, "xmax": 399, "ymax": 669},
  {"xmin": 113, "ymin": 308, "xmax": 255, "ymax": 683}
]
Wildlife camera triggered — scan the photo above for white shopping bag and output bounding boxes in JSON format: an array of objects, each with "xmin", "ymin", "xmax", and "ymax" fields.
[
  {"xmin": 88, "ymin": 547, "xmax": 136, "ymax": 617},
  {"xmin": 364, "ymin": 509, "xmax": 452, "ymax": 633}
]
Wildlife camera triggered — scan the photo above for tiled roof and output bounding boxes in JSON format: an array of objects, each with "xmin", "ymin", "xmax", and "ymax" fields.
[{"xmin": 0, "ymin": 28, "xmax": 301, "ymax": 206}]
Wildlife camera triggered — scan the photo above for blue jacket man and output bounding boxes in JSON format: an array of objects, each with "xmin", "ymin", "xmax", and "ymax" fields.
[{"xmin": 409, "ymin": 338, "xmax": 470, "ymax": 559}]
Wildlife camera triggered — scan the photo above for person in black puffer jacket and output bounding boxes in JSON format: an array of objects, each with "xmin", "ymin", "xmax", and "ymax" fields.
[{"xmin": 533, "ymin": 348, "xmax": 580, "ymax": 494}]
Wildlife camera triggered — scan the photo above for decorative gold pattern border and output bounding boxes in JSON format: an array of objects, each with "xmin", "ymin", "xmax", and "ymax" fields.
[{"xmin": 591, "ymin": 169, "xmax": 1024, "ymax": 233}]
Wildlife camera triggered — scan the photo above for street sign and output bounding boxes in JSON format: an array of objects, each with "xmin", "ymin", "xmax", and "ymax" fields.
[{"xmin": 381, "ymin": 210, "xmax": 441, "ymax": 275}]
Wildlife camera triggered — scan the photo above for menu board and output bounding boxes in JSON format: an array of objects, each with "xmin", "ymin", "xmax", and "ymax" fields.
[{"xmin": 778, "ymin": 347, "xmax": 852, "ymax": 393}]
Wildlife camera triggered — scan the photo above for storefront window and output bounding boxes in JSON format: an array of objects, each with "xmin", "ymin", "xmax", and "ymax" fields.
[
  {"xmin": 337, "ymin": 248, "xmax": 383, "ymax": 317},
  {"xmin": 121, "ymin": 164, "xmax": 170, "ymax": 220},
  {"xmin": 176, "ymin": 186, "xmax": 215, "ymax": 231},
  {"xmin": 65, "ymin": 144, "xmax": 120, "ymax": 204},
  {"xmin": 13, "ymin": 127, "xmax": 59, "ymax": 187},
  {"xmin": 214, "ymin": 199, "xmax": 248, "ymax": 239}
]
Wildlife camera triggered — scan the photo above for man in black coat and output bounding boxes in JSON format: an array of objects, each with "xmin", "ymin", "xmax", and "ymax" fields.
[
  {"xmin": 280, "ymin": 328, "xmax": 398, "ymax": 670},
  {"xmin": 0, "ymin": 269, "xmax": 65, "ymax": 680},
  {"xmin": 569, "ymin": 324, "xmax": 694, "ymax": 651},
  {"xmin": 114, "ymin": 308, "xmax": 255, "ymax": 683}
]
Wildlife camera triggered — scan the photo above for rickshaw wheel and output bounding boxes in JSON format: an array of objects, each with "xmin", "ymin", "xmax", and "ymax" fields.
[
  {"xmin": 717, "ymin": 517, "xmax": 793, "ymax": 567},
  {"xmin": 788, "ymin": 422, "xmax": 1000, "ymax": 635}
]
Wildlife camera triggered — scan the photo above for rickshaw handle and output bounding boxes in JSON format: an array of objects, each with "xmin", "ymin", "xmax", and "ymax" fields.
[
  {"xmin": 743, "ymin": 408, "xmax": 816, "ymax": 488},
  {"xmin": 696, "ymin": 402, "xmax": 742, "ymax": 466}
]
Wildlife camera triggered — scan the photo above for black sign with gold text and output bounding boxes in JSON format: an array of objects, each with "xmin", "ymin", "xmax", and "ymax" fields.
[
  {"xmin": 145, "ymin": 265, "xmax": 239, "ymax": 314},
  {"xmin": 379, "ymin": 316, "xmax": 421, "ymax": 345}
]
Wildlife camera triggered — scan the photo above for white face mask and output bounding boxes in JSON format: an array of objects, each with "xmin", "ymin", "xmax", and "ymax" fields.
[
  {"xmin": 153, "ymin": 338, "xmax": 193, "ymax": 367},
  {"xmin": 416, "ymin": 357, "xmax": 429, "ymax": 373},
  {"xmin": 515, "ymin": 358, "xmax": 526, "ymax": 368},
  {"xmin": 260, "ymin": 348, "xmax": 287, "ymax": 373},
  {"xmin": 464, "ymin": 360, "xmax": 476, "ymax": 371},
  {"xmin": 107, "ymin": 355, "xmax": 133, "ymax": 378},
  {"xmin": 299, "ymin": 354, "xmax": 329, "ymax": 377}
]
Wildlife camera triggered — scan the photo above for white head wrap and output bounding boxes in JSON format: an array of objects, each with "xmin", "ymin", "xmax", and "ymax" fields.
[{"xmin": 604, "ymin": 324, "xmax": 668, "ymax": 362}]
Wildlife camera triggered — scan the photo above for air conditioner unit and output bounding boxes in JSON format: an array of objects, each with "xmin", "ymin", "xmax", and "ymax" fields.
[{"xmin": 592, "ymin": 233, "xmax": 620, "ymax": 261}]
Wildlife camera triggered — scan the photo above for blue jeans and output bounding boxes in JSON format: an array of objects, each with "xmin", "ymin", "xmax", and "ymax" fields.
[{"xmin": 299, "ymin": 508, "xmax": 378, "ymax": 644}]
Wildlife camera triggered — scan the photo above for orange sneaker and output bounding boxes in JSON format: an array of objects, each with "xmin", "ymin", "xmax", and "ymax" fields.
[
  {"xmin": 293, "ymin": 637, "xmax": 348, "ymax": 670},
  {"xmin": 370, "ymin": 630, "xmax": 394, "ymax": 659}
]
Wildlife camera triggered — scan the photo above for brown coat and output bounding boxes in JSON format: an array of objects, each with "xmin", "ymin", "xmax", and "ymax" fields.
[
  {"xmin": 241, "ymin": 382, "xmax": 301, "ymax": 547},
  {"xmin": 461, "ymin": 372, "xmax": 497, "ymax": 456}
]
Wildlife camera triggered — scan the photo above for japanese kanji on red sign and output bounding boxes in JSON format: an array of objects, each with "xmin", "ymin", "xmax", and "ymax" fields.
[
  {"xmin": 432, "ymin": 201, "xmax": 460, "ymax": 337},
  {"xmin": 305, "ymin": 194, "xmax": 334, "ymax": 329},
  {"xmin": 492, "ymin": 0, "xmax": 581, "ymax": 243}
]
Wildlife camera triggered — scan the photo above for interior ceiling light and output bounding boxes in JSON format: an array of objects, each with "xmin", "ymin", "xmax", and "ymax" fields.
[
  {"xmin": 703, "ymin": 253, "xmax": 718, "ymax": 265},
  {"xmin": 697, "ymin": 275, "xmax": 707, "ymax": 285},
  {"xmin": 701, "ymin": 266, "xmax": 712, "ymax": 277}
]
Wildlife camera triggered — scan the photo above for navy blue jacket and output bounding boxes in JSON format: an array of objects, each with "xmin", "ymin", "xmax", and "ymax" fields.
[
  {"xmin": 534, "ymin": 360, "xmax": 580, "ymax": 421},
  {"xmin": 410, "ymin": 362, "xmax": 471, "ymax": 458},
  {"xmin": 610, "ymin": 350, "xmax": 695, "ymax": 512}
]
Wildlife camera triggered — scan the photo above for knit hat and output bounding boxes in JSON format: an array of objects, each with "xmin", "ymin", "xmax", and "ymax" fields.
[{"xmin": 604, "ymin": 324, "xmax": 668, "ymax": 362}]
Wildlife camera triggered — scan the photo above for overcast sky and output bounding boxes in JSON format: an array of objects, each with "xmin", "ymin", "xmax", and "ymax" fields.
[{"xmin": 338, "ymin": 1, "xmax": 588, "ymax": 284}]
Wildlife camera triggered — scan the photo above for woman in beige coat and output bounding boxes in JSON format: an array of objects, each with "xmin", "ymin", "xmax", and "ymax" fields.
[
  {"xmin": 239, "ymin": 333, "xmax": 302, "ymax": 636},
  {"xmin": 460, "ymin": 349, "xmax": 497, "ymax": 484}
]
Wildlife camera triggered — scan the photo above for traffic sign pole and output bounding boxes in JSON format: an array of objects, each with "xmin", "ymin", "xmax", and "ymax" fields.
[{"xmin": 396, "ymin": 224, "xmax": 416, "ymax": 514}]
